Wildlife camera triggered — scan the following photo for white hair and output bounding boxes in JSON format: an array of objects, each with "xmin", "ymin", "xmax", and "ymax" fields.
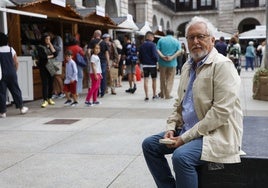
[{"xmin": 185, "ymin": 16, "xmax": 216, "ymax": 37}]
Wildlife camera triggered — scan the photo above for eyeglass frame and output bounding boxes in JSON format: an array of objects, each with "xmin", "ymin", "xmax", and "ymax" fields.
[{"xmin": 186, "ymin": 34, "xmax": 210, "ymax": 42}]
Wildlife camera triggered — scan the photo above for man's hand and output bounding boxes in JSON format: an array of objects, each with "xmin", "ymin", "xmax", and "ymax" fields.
[
  {"xmin": 172, "ymin": 136, "xmax": 184, "ymax": 148},
  {"xmin": 164, "ymin": 131, "xmax": 184, "ymax": 148},
  {"xmin": 164, "ymin": 130, "xmax": 175, "ymax": 139}
]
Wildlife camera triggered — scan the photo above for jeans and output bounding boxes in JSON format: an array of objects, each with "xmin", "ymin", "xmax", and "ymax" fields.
[
  {"xmin": 77, "ymin": 65, "xmax": 84, "ymax": 94},
  {"xmin": 245, "ymin": 56, "xmax": 254, "ymax": 71},
  {"xmin": 142, "ymin": 131, "xmax": 205, "ymax": 188},
  {"xmin": 100, "ymin": 63, "xmax": 107, "ymax": 97}
]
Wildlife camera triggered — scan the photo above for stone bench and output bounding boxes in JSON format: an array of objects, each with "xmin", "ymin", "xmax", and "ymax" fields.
[{"xmin": 198, "ymin": 116, "xmax": 268, "ymax": 188}]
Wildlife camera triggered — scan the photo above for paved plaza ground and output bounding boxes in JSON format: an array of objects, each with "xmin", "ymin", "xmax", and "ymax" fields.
[{"xmin": 0, "ymin": 69, "xmax": 267, "ymax": 188}]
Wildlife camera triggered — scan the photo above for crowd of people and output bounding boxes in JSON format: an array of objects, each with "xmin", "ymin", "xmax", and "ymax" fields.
[{"xmin": 215, "ymin": 33, "xmax": 266, "ymax": 75}]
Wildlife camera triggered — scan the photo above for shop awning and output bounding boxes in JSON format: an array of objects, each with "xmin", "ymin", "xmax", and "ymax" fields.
[
  {"xmin": 0, "ymin": 0, "xmax": 15, "ymax": 7},
  {"xmin": 136, "ymin": 21, "xmax": 152, "ymax": 36},
  {"xmin": 214, "ymin": 29, "xmax": 232, "ymax": 40},
  {"xmin": 112, "ymin": 14, "xmax": 139, "ymax": 32},
  {"xmin": 9, "ymin": 0, "xmax": 119, "ymax": 28},
  {"xmin": 239, "ymin": 25, "xmax": 266, "ymax": 39},
  {"xmin": 9, "ymin": 0, "xmax": 83, "ymax": 22},
  {"xmin": 77, "ymin": 7, "xmax": 118, "ymax": 29}
]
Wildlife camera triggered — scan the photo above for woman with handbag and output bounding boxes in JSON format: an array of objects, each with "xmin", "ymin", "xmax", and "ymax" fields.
[{"xmin": 36, "ymin": 33, "xmax": 58, "ymax": 108}]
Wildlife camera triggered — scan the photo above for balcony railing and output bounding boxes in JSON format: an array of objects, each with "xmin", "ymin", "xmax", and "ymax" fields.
[
  {"xmin": 157, "ymin": 0, "xmax": 216, "ymax": 12},
  {"xmin": 240, "ymin": 0, "xmax": 259, "ymax": 8}
]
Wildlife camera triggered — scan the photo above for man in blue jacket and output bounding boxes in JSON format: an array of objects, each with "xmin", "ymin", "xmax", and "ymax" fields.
[{"xmin": 139, "ymin": 31, "xmax": 159, "ymax": 101}]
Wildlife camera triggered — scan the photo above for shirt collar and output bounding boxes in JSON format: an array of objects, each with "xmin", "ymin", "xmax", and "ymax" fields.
[{"xmin": 189, "ymin": 54, "xmax": 209, "ymax": 70}]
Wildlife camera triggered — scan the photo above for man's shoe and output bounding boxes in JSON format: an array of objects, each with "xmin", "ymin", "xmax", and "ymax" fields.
[
  {"xmin": 111, "ymin": 89, "xmax": 117, "ymax": 95},
  {"xmin": 51, "ymin": 94, "xmax": 58, "ymax": 99},
  {"xmin": 131, "ymin": 87, "xmax": 137, "ymax": 93},
  {"xmin": 125, "ymin": 88, "xmax": 132, "ymax": 93},
  {"xmin": 71, "ymin": 101, "xmax": 78, "ymax": 107},
  {"xmin": 64, "ymin": 100, "xmax": 72, "ymax": 105},
  {"xmin": 48, "ymin": 98, "xmax": 55, "ymax": 105},
  {"xmin": 41, "ymin": 100, "xmax": 48, "ymax": 108},
  {"xmin": 158, "ymin": 93, "xmax": 164, "ymax": 98},
  {"xmin": 165, "ymin": 96, "xmax": 173, "ymax": 99},
  {"xmin": 20, "ymin": 106, "xmax": 29, "ymax": 114},
  {"xmin": 93, "ymin": 101, "xmax": 101, "ymax": 105},
  {"xmin": 85, "ymin": 101, "xmax": 93, "ymax": 106},
  {"xmin": 58, "ymin": 93, "xmax": 65, "ymax": 98},
  {"xmin": 0, "ymin": 113, "xmax": 6, "ymax": 118},
  {"xmin": 152, "ymin": 95, "xmax": 159, "ymax": 100}
]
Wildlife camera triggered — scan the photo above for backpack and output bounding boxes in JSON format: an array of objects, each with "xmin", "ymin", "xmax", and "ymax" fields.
[
  {"xmin": 76, "ymin": 52, "xmax": 87, "ymax": 67},
  {"xmin": 126, "ymin": 43, "xmax": 138, "ymax": 65},
  {"xmin": 228, "ymin": 45, "xmax": 240, "ymax": 60}
]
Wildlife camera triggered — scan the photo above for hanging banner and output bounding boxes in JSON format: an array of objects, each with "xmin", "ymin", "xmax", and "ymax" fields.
[{"xmin": 51, "ymin": 0, "xmax": 66, "ymax": 7}]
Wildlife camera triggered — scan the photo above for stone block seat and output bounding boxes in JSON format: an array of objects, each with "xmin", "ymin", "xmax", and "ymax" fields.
[{"xmin": 198, "ymin": 116, "xmax": 268, "ymax": 188}]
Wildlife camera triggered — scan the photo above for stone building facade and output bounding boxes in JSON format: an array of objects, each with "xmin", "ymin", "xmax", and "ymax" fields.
[{"xmin": 75, "ymin": 0, "xmax": 266, "ymax": 37}]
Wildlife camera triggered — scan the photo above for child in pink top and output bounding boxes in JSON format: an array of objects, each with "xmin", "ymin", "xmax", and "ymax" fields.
[{"xmin": 85, "ymin": 44, "xmax": 102, "ymax": 106}]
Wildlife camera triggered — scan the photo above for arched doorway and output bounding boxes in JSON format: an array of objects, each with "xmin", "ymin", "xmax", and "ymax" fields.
[
  {"xmin": 238, "ymin": 18, "xmax": 261, "ymax": 33},
  {"xmin": 177, "ymin": 21, "xmax": 188, "ymax": 38},
  {"xmin": 160, "ymin": 18, "xmax": 164, "ymax": 31},
  {"xmin": 152, "ymin": 15, "xmax": 158, "ymax": 32}
]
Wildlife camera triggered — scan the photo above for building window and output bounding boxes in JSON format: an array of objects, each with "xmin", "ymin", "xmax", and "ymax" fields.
[
  {"xmin": 197, "ymin": 0, "xmax": 215, "ymax": 10},
  {"xmin": 240, "ymin": 0, "xmax": 259, "ymax": 8},
  {"xmin": 176, "ymin": 0, "xmax": 193, "ymax": 11},
  {"xmin": 201, "ymin": 0, "xmax": 212, "ymax": 6}
]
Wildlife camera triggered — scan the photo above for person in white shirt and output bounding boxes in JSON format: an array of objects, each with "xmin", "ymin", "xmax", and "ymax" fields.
[{"xmin": 0, "ymin": 32, "xmax": 28, "ymax": 118}]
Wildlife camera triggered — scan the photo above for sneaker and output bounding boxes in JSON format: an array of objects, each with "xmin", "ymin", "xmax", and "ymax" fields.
[
  {"xmin": 158, "ymin": 93, "xmax": 164, "ymax": 98},
  {"xmin": 64, "ymin": 100, "xmax": 72, "ymax": 105},
  {"xmin": 51, "ymin": 94, "xmax": 58, "ymax": 99},
  {"xmin": 131, "ymin": 84, "xmax": 137, "ymax": 93},
  {"xmin": 85, "ymin": 101, "xmax": 93, "ymax": 106},
  {"xmin": 71, "ymin": 101, "xmax": 78, "ymax": 107},
  {"xmin": 0, "ymin": 113, "xmax": 6, "ymax": 118},
  {"xmin": 20, "ymin": 106, "xmax": 29, "ymax": 114},
  {"xmin": 152, "ymin": 95, "xmax": 159, "ymax": 100},
  {"xmin": 48, "ymin": 98, "xmax": 55, "ymax": 105},
  {"xmin": 144, "ymin": 97, "xmax": 149, "ymax": 101},
  {"xmin": 93, "ymin": 101, "xmax": 101, "ymax": 105},
  {"xmin": 58, "ymin": 93, "xmax": 65, "ymax": 98},
  {"xmin": 125, "ymin": 88, "xmax": 132, "ymax": 93},
  {"xmin": 41, "ymin": 100, "xmax": 48, "ymax": 108}
]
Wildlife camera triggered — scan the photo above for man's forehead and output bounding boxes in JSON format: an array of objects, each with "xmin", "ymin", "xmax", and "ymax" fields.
[{"xmin": 187, "ymin": 23, "xmax": 207, "ymax": 34}]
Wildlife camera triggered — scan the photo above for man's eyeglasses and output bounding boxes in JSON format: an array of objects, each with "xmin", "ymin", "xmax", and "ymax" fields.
[{"xmin": 186, "ymin": 34, "xmax": 210, "ymax": 42}]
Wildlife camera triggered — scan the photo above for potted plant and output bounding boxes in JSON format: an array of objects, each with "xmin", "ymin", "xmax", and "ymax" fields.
[{"xmin": 252, "ymin": 68, "xmax": 268, "ymax": 101}]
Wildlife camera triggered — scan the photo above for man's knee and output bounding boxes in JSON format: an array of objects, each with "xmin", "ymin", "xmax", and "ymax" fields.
[
  {"xmin": 172, "ymin": 149, "xmax": 189, "ymax": 168},
  {"xmin": 142, "ymin": 137, "xmax": 151, "ymax": 152}
]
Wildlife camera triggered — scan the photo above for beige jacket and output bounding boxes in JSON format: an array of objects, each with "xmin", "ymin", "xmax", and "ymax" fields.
[{"xmin": 167, "ymin": 48, "xmax": 244, "ymax": 164}]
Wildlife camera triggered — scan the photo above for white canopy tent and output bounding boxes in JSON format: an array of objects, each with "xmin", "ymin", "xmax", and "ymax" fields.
[
  {"xmin": 115, "ymin": 14, "xmax": 139, "ymax": 32},
  {"xmin": 136, "ymin": 21, "xmax": 152, "ymax": 36},
  {"xmin": 213, "ymin": 29, "xmax": 233, "ymax": 40},
  {"xmin": 239, "ymin": 25, "xmax": 266, "ymax": 39}
]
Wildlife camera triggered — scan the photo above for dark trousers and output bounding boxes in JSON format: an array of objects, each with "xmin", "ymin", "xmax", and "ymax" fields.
[
  {"xmin": 100, "ymin": 63, "xmax": 107, "ymax": 97},
  {"xmin": 39, "ymin": 67, "xmax": 54, "ymax": 101},
  {"xmin": 0, "ymin": 73, "xmax": 23, "ymax": 113}
]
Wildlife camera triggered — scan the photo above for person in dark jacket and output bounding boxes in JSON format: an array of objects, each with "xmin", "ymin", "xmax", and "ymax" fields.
[
  {"xmin": 215, "ymin": 36, "xmax": 227, "ymax": 56},
  {"xmin": 0, "ymin": 32, "xmax": 28, "ymax": 118},
  {"xmin": 36, "ymin": 33, "xmax": 58, "ymax": 108},
  {"xmin": 139, "ymin": 31, "xmax": 159, "ymax": 101}
]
